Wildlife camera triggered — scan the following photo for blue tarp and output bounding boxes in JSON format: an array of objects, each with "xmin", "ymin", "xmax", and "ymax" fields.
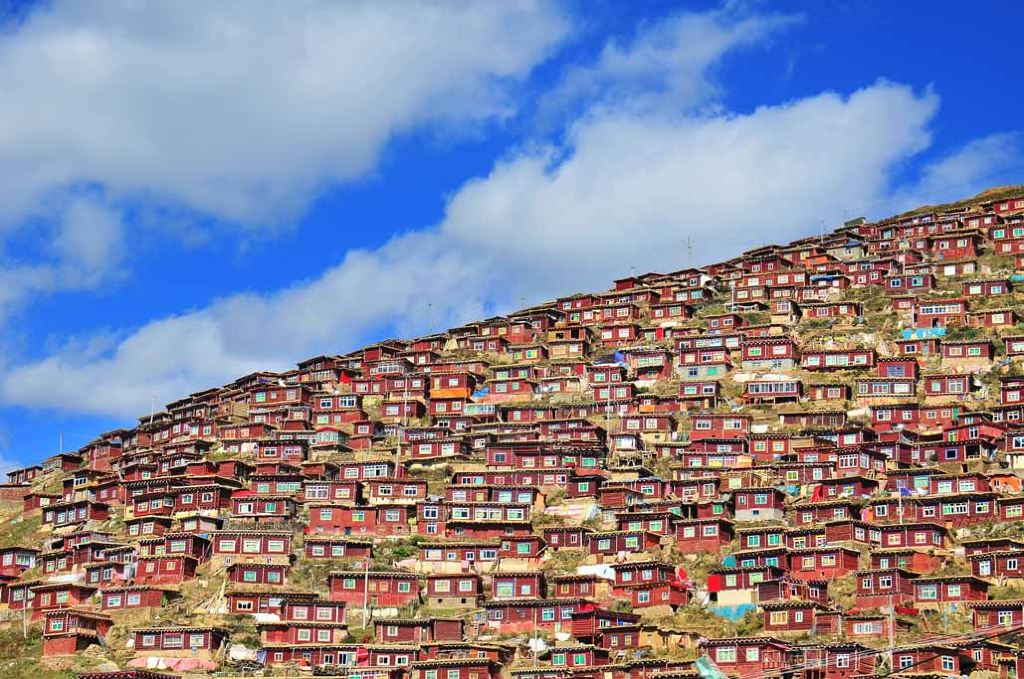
[
  {"xmin": 902, "ymin": 327, "xmax": 947, "ymax": 339},
  {"xmin": 709, "ymin": 604, "xmax": 757, "ymax": 621},
  {"xmin": 696, "ymin": 657, "xmax": 729, "ymax": 679}
]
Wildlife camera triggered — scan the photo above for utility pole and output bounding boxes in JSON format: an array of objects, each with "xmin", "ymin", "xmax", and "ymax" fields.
[
  {"xmin": 22, "ymin": 586, "xmax": 30, "ymax": 639},
  {"xmin": 533, "ymin": 605, "xmax": 539, "ymax": 668},
  {"xmin": 887, "ymin": 594, "xmax": 895, "ymax": 672},
  {"xmin": 362, "ymin": 557, "xmax": 371, "ymax": 625}
]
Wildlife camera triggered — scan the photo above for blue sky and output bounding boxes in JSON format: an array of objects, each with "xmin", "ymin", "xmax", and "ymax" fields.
[{"xmin": 0, "ymin": 0, "xmax": 1022, "ymax": 469}]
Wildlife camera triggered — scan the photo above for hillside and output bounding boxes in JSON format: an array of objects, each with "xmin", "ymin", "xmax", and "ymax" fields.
[{"xmin": 2, "ymin": 187, "xmax": 1024, "ymax": 678}]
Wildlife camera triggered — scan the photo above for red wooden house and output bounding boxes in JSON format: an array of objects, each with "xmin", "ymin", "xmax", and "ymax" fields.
[
  {"xmin": 969, "ymin": 550, "xmax": 1024, "ymax": 580},
  {"xmin": 799, "ymin": 642, "xmax": 877, "ymax": 679},
  {"xmin": 941, "ymin": 339, "xmax": 994, "ymax": 368},
  {"xmin": 806, "ymin": 383, "xmax": 852, "ymax": 401},
  {"xmin": 689, "ymin": 414, "xmax": 751, "ymax": 441},
  {"xmin": 929, "ymin": 232, "xmax": 983, "ymax": 260},
  {"xmin": 134, "ymin": 555, "xmax": 199, "ymax": 585},
  {"xmin": 411, "ymin": 658, "xmax": 502, "ymax": 679},
  {"xmin": 970, "ymin": 307, "xmax": 1019, "ymax": 328},
  {"xmin": 257, "ymin": 618, "xmax": 348, "ymax": 647},
  {"xmin": 874, "ymin": 522, "xmax": 949, "ymax": 550},
  {"xmin": 307, "ymin": 504, "xmax": 378, "ymax": 536},
  {"xmin": 303, "ymin": 536, "xmax": 373, "ymax": 560},
  {"xmin": 42, "ymin": 499, "xmax": 109, "ymax": 527},
  {"xmin": 788, "ymin": 546, "xmax": 860, "ymax": 581},
  {"xmin": 799, "ymin": 301, "xmax": 861, "ymax": 321},
  {"xmin": 970, "ymin": 599, "xmax": 1024, "ymax": 631},
  {"xmin": 964, "ymin": 278, "xmax": 1012, "ymax": 297},
  {"xmin": 914, "ymin": 298, "xmax": 968, "ymax": 328},
  {"xmin": 548, "ymin": 574, "xmax": 605, "ymax": 600},
  {"xmin": 492, "ymin": 572, "xmax": 545, "ymax": 599},
  {"xmin": 894, "ymin": 336, "xmax": 941, "ymax": 359},
  {"xmin": 327, "ymin": 571, "xmax": 421, "ymax": 607},
  {"xmin": 743, "ymin": 379, "xmax": 802, "ymax": 404},
  {"xmin": 227, "ymin": 562, "xmax": 288, "ymax": 587},
  {"xmin": 542, "ymin": 526, "xmax": 592, "ymax": 551},
  {"xmin": 375, "ymin": 617, "xmax": 462, "ymax": 644},
  {"xmin": 230, "ymin": 493, "xmax": 299, "ymax": 523},
  {"xmin": 760, "ymin": 601, "xmax": 832, "ymax": 636},
  {"xmin": 132, "ymin": 626, "xmax": 229, "ymax": 658},
  {"xmin": 423, "ymin": 573, "xmax": 482, "ymax": 608},
  {"xmin": 43, "ymin": 609, "xmax": 113, "ymax": 656},
  {"xmin": 586, "ymin": 530, "xmax": 661, "ymax": 559},
  {"xmin": 697, "ymin": 637, "xmax": 793, "ymax": 677},
  {"xmin": 707, "ymin": 566, "xmax": 786, "ymax": 604},
  {"xmin": 101, "ymin": 585, "xmax": 178, "ymax": 611},
  {"xmin": 0, "ymin": 546, "xmax": 38, "ymax": 576},
  {"xmin": 740, "ymin": 338, "xmax": 799, "ymax": 370},
  {"xmin": 732, "ymin": 488, "xmax": 785, "ymax": 522},
  {"xmin": 31, "ymin": 582, "xmax": 96, "ymax": 620},
  {"xmin": 211, "ymin": 530, "xmax": 292, "ymax": 561},
  {"xmin": 891, "ymin": 644, "xmax": 975, "ymax": 675},
  {"xmin": 800, "ymin": 349, "xmax": 874, "ymax": 371},
  {"xmin": 886, "ymin": 272, "xmax": 935, "ymax": 295},
  {"xmin": 913, "ymin": 575, "xmax": 988, "ymax": 608},
  {"xmin": 483, "ymin": 598, "xmax": 589, "ymax": 634},
  {"xmin": 870, "ymin": 402, "xmax": 922, "ymax": 431},
  {"xmin": 674, "ymin": 518, "xmax": 734, "ymax": 553},
  {"xmin": 855, "ymin": 568, "xmax": 917, "ymax": 608}
]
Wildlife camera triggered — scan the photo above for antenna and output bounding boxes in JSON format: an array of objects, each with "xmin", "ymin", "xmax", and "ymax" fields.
[{"xmin": 683, "ymin": 237, "xmax": 694, "ymax": 268}]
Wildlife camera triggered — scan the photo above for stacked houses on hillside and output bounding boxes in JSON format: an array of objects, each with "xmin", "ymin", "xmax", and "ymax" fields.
[{"xmin": 8, "ymin": 190, "xmax": 1024, "ymax": 678}]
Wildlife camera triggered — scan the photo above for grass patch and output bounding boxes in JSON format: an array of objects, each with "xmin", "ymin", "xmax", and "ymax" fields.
[
  {"xmin": 0, "ymin": 514, "xmax": 44, "ymax": 549},
  {"xmin": 0, "ymin": 627, "xmax": 78, "ymax": 679}
]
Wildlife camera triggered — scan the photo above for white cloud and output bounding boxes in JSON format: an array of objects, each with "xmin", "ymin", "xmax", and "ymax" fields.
[
  {"xmin": 53, "ymin": 197, "xmax": 126, "ymax": 285},
  {"xmin": 0, "ymin": 0, "xmax": 569, "ymax": 228},
  {"xmin": 0, "ymin": 196, "xmax": 126, "ymax": 316},
  {"xmin": 538, "ymin": 5, "xmax": 798, "ymax": 121},
  {"xmin": 442, "ymin": 81, "xmax": 937, "ymax": 295},
  {"xmin": 2, "ymin": 230, "xmax": 489, "ymax": 416},
  {"xmin": 0, "ymin": 0, "xmax": 569, "ymax": 322},
  {"xmin": 888, "ymin": 133, "xmax": 1024, "ymax": 211},
  {"xmin": 1, "ymin": 7, "xmax": 1019, "ymax": 421}
]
